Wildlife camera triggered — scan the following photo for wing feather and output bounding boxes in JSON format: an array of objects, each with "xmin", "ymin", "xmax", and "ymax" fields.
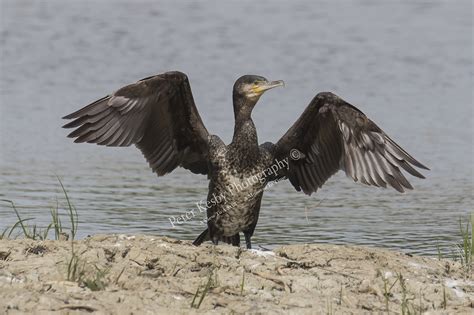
[
  {"xmin": 272, "ymin": 92, "xmax": 428, "ymax": 195},
  {"xmin": 63, "ymin": 71, "xmax": 210, "ymax": 176}
]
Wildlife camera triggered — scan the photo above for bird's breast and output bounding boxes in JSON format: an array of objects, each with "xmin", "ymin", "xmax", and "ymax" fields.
[{"xmin": 207, "ymin": 157, "xmax": 269, "ymax": 235}]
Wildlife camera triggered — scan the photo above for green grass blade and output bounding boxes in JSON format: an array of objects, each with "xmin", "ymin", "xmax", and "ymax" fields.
[
  {"xmin": 190, "ymin": 285, "xmax": 200, "ymax": 308},
  {"xmin": 1, "ymin": 226, "xmax": 9, "ymax": 239},
  {"xmin": 197, "ymin": 272, "xmax": 213, "ymax": 308},
  {"xmin": 470, "ymin": 212, "xmax": 473, "ymax": 258},
  {"xmin": 7, "ymin": 218, "xmax": 34, "ymax": 238},
  {"xmin": 50, "ymin": 201, "xmax": 63, "ymax": 240},
  {"xmin": 1, "ymin": 199, "xmax": 32, "ymax": 238},
  {"xmin": 43, "ymin": 223, "xmax": 53, "ymax": 240},
  {"xmin": 56, "ymin": 177, "xmax": 78, "ymax": 240}
]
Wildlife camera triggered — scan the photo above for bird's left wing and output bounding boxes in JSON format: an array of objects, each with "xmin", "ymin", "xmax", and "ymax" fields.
[
  {"xmin": 62, "ymin": 71, "xmax": 210, "ymax": 176},
  {"xmin": 272, "ymin": 92, "xmax": 429, "ymax": 195}
]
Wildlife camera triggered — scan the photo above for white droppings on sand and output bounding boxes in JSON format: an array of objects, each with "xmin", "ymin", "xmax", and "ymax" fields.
[
  {"xmin": 408, "ymin": 261, "xmax": 434, "ymax": 271},
  {"xmin": 408, "ymin": 262, "xmax": 422, "ymax": 268},
  {"xmin": 118, "ymin": 235, "xmax": 135, "ymax": 240},
  {"xmin": 0, "ymin": 271, "xmax": 23, "ymax": 284},
  {"xmin": 248, "ymin": 249, "xmax": 275, "ymax": 257},
  {"xmin": 445, "ymin": 279, "xmax": 465, "ymax": 298},
  {"xmin": 249, "ymin": 263, "xmax": 261, "ymax": 269}
]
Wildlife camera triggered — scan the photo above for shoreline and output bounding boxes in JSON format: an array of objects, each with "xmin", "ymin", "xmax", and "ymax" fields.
[{"xmin": 0, "ymin": 234, "xmax": 472, "ymax": 314}]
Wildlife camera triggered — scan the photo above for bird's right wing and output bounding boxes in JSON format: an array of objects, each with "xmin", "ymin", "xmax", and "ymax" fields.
[{"xmin": 63, "ymin": 71, "xmax": 210, "ymax": 176}]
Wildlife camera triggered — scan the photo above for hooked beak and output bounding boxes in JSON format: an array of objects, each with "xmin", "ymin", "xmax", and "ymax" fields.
[{"xmin": 254, "ymin": 80, "xmax": 285, "ymax": 94}]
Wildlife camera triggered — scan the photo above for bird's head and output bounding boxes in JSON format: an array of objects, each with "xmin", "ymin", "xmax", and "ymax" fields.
[{"xmin": 232, "ymin": 75, "xmax": 284, "ymax": 118}]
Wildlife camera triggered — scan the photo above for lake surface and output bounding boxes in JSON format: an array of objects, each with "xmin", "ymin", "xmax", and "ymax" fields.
[{"xmin": 1, "ymin": 0, "xmax": 472, "ymax": 255}]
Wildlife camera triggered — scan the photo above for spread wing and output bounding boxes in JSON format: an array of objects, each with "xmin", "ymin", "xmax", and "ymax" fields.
[
  {"xmin": 62, "ymin": 71, "xmax": 210, "ymax": 176},
  {"xmin": 272, "ymin": 92, "xmax": 429, "ymax": 194}
]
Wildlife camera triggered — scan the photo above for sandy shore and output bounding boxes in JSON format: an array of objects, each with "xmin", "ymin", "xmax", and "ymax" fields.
[{"xmin": 0, "ymin": 235, "xmax": 472, "ymax": 314}]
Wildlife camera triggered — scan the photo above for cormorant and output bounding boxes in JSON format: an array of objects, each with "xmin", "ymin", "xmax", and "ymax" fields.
[{"xmin": 63, "ymin": 71, "xmax": 429, "ymax": 249}]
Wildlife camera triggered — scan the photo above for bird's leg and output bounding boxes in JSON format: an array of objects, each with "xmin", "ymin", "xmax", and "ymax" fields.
[
  {"xmin": 231, "ymin": 234, "xmax": 241, "ymax": 247},
  {"xmin": 244, "ymin": 232, "xmax": 252, "ymax": 249},
  {"xmin": 211, "ymin": 235, "xmax": 219, "ymax": 246}
]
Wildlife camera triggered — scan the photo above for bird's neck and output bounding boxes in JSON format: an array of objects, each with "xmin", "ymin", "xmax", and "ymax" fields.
[
  {"xmin": 232, "ymin": 118, "xmax": 258, "ymax": 146},
  {"xmin": 232, "ymin": 98, "xmax": 259, "ymax": 152}
]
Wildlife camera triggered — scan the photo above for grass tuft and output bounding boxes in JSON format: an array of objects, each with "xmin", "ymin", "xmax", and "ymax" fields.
[
  {"xmin": 66, "ymin": 245, "xmax": 108, "ymax": 291},
  {"xmin": 454, "ymin": 214, "xmax": 473, "ymax": 276},
  {"xmin": 382, "ymin": 274, "xmax": 398, "ymax": 313},
  {"xmin": 0, "ymin": 178, "xmax": 77, "ymax": 241},
  {"xmin": 83, "ymin": 265, "xmax": 109, "ymax": 291},
  {"xmin": 67, "ymin": 247, "xmax": 86, "ymax": 282},
  {"xmin": 0, "ymin": 199, "xmax": 35, "ymax": 239},
  {"xmin": 398, "ymin": 273, "xmax": 415, "ymax": 315},
  {"xmin": 57, "ymin": 176, "xmax": 78, "ymax": 240},
  {"xmin": 191, "ymin": 269, "xmax": 214, "ymax": 309}
]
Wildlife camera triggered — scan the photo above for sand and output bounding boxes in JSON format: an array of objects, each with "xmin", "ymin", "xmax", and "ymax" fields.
[{"xmin": 0, "ymin": 234, "xmax": 472, "ymax": 314}]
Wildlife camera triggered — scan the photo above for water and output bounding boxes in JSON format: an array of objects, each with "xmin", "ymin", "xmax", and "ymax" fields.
[{"xmin": 0, "ymin": 0, "xmax": 472, "ymax": 256}]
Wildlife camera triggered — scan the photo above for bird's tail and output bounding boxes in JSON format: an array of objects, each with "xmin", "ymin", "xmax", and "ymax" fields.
[{"xmin": 193, "ymin": 229, "xmax": 210, "ymax": 246}]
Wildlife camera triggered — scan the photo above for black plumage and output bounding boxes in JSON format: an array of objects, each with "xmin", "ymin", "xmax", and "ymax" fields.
[
  {"xmin": 273, "ymin": 92, "xmax": 429, "ymax": 195},
  {"xmin": 63, "ymin": 72, "xmax": 209, "ymax": 176},
  {"xmin": 63, "ymin": 71, "xmax": 429, "ymax": 249}
]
